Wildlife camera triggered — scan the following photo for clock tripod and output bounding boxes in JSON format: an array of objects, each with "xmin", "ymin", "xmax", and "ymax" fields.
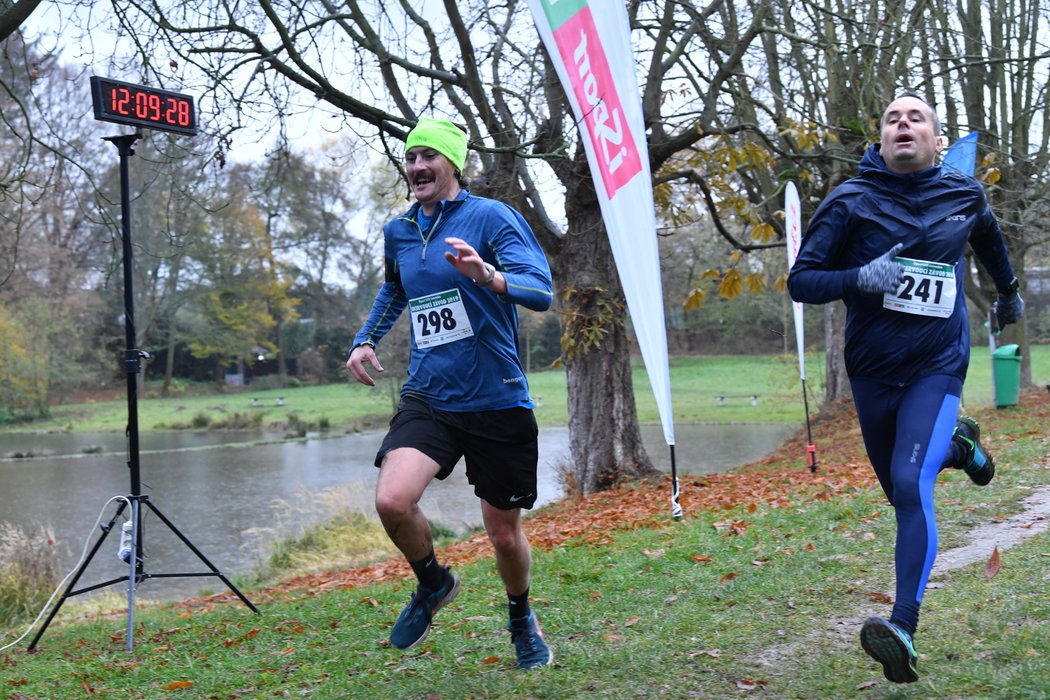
[{"xmin": 28, "ymin": 133, "xmax": 258, "ymax": 652}]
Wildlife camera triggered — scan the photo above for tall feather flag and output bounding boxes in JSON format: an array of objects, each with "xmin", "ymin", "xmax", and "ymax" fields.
[
  {"xmin": 941, "ymin": 132, "xmax": 978, "ymax": 176},
  {"xmin": 784, "ymin": 183, "xmax": 817, "ymax": 472},
  {"xmin": 525, "ymin": 0, "xmax": 680, "ymax": 517},
  {"xmin": 942, "ymin": 133, "xmax": 998, "ymax": 381}
]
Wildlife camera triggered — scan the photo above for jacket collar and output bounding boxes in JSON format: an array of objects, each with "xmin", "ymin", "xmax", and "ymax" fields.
[
  {"xmin": 859, "ymin": 144, "xmax": 941, "ymax": 187},
  {"xmin": 409, "ymin": 189, "xmax": 470, "ymax": 220}
]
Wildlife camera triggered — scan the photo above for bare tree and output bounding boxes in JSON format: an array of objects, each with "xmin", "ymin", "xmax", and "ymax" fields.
[
  {"xmin": 0, "ymin": 33, "xmax": 117, "ymax": 404},
  {"xmin": 741, "ymin": 0, "xmax": 1049, "ymax": 402},
  {"xmin": 75, "ymin": 0, "xmax": 773, "ymax": 494},
  {"xmin": 0, "ymin": 0, "xmax": 45, "ymax": 43},
  {"xmin": 6, "ymin": 0, "xmax": 1046, "ymax": 485},
  {"xmin": 929, "ymin": 0, "xmax": 1050, "ymax": 387}
]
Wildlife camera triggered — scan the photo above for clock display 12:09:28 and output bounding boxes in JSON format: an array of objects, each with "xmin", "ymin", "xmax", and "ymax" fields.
[{"xmin": 106, "ymin": 86, "xmax": 192, "ymax": 128}]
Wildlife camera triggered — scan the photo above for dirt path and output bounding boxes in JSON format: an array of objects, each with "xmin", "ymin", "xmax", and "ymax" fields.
[
  {"xmin": 747, "ymin": 484, "xmax": 1050, "ymax": 671},
  {"xmin": 930, "ymin": 485, "xmax": 1050, "ymax": 575}
]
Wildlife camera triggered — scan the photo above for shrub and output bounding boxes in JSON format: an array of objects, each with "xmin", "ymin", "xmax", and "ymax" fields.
[
  {"xmin": 284, "ymin": 413, "xmax": 307, "ymax": 438},
  {"xmin": 0, "ymin": 521, "xmax": 61, "ymax": 628},
  {"xmin": 239, "ymin": 485, "xmax": 398, "ymax": 585}
]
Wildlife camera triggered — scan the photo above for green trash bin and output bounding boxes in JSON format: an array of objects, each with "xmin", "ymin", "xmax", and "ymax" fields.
[{"xmin": 992, "ymin": 344, "xmax": 1022, "ymax": 408}]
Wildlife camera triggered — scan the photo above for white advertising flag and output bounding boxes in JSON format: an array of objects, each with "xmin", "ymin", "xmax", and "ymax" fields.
[
  {"xmin": 524, "ymin": 0, "xmax": 674, "ymax": 448},
  {"xmin": 525, "ymin": 0, "xmax": 679, "ymax": 513},
  {"xmin": 784, "ymin": 182, "xmax": 817, "ymax": 472},
  {"xmin": 784, "ymin": 182, "xmax": 805, "ymax": 381}
]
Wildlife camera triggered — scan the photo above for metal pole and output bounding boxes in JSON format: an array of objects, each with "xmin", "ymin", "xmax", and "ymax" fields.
[
  {"xmin": 107, "ymin": 133, "xmax": 146, "ymax": 498},
  {"xmin": 106, "ymin": 133, "xmax": 146, "ymax": 650},
  {"xmin": 669, "ymin": 444, "xmax": 682, "ymax": 519}
]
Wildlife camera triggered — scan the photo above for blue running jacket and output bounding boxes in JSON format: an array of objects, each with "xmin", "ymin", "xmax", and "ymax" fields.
[
  {"xmin": 788, "ymin": 145, "xmax": 1015, "ymax": 384},
  {"xmin": 352, "ymin": 190, "xmax": 553, "ymax": 412}
]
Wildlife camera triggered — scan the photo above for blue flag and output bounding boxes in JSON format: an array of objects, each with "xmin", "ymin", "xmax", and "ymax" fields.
[{"xmin": 942, "ymin": 132, "xmax": 978, "ymax": 176}]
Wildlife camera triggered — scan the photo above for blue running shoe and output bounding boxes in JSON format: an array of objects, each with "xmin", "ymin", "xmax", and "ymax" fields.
[
  {"xmin": 389, "ymin": 569, "xmax": 460, "ymax": 649},
  {"xmin": 952, "ymin": 416, "xmax": 995, "ymax": 486},
  {"xmin": 860, "ymin": 616, "xmax": 918, "ymax": 684},
  {"xmin": 508, "ymin": 612, "xmax": 552, "ymax": 669}
]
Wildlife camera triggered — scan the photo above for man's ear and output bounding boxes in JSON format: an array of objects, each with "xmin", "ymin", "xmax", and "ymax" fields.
[{"xmin": 935, "ymin": 135, "xmax": 946, "ymax": 153}]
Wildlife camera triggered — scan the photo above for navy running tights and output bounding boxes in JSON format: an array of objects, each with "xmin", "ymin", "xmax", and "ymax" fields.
[{"xmin": 850, "ymin": 373, "xmax": 962, "ymax": 636}]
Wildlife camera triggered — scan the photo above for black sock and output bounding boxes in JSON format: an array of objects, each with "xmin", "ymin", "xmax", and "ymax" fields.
[
  {"xmin": 508, "ymin": 588, "xmax": 531, "ymax": 620},
  {"xmin": 890, "ymin": 616, "xmax": 916, "ymax": 639},
  {"xmin": 940, "ymin": 438, "xmax": 963, "ymax": 470},
  {"xmin": 409, "ymin": 551, "xmax": 446, "ymax": 591}
]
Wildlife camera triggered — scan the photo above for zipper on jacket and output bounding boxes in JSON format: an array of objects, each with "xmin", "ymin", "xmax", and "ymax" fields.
[{"xmin": 420, "ymin": 209, "xmax": 445, "ymax": 260}]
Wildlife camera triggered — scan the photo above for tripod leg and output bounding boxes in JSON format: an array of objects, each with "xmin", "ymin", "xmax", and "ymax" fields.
[
  {"xmin": 28, "ymin": 501, "xmax": 129, "ymax": 650},
  {"xmin": 142, "ymin": 499, "xmax": 260, "ymax": 613},
  {"xmin": 124, "ymin": 498, "xmax": 140, "ymax": 651}
]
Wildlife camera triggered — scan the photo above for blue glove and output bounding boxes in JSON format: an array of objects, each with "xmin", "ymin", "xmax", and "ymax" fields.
[
  {"xmin": 994, "ymin": 290, "xmax": 1024, "ymax": 328},
  {"xmin": 857, "ymin": 243, "xmax": 904, "ymax": 294}
]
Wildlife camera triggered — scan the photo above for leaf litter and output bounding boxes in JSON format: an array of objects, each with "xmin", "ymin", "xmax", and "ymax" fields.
[{"xmin": 179, "ymin": 391, "xmax": 1050, "ymax": 678}]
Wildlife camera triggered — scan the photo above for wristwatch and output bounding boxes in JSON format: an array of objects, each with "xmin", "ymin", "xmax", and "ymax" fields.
[
  {"xmin": 1000, "ymin": 277, "xmax": 1020, "ymax": 295},
  {"xmin": 474, "ymin": 262, "xmax": 496, "ymax": 287}
]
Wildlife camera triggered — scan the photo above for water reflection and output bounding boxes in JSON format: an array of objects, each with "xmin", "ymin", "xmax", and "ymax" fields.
[{"xmin": 0, "ymin": 422, "xmax": 795, "ymax": 600}]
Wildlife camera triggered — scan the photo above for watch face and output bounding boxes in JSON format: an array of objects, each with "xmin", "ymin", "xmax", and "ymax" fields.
[{"xmin": 90, "ymin": 76, "xmax": 197, "ymax": 135}]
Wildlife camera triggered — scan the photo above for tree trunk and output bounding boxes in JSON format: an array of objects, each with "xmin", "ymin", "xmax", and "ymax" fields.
[
  {"xmin": 162, "ymin": 326, "xmax": 177, "ymax": 397},
  {"xmin": 276, "ymin": 316, "xmax": 288, "ymax": 379},
  {"xmin": 823, "ymin": 301, "xmax": 851, "ymax": 404},
  {"xmin": 551, "ymin": 177, "xmax": 659, "ymax": 496},
  {"xmin": 160, "ymin": 253, "xmax": 183, "ymax": 397}
]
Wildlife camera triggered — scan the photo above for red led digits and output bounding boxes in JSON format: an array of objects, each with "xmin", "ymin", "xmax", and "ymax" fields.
[{"xmin": 90, "ymin": 76, "xmax": 197, "ymax": 136}]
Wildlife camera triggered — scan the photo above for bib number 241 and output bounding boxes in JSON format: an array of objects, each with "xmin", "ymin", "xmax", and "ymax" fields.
[{"xmin": 882, "ymin": 257, "xmax": 956, "ymax": 318}]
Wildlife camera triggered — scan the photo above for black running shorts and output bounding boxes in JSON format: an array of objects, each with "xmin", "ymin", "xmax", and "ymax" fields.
[{"xmin": 374, "ymin": 394, "xmax": 540, "ymax": 510}]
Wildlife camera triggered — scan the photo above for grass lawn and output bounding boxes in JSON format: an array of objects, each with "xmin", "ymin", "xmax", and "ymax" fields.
[
  {"xmin": 2, "ymin": 388, "xmax": 1048, "ymax": 697},
  {"xmin": 7, "ymin": 346, "xmax": 1048, "ymax": 435}
]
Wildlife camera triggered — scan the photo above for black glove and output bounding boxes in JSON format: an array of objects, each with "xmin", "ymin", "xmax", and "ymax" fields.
[
  {"xmin": 994, "ymin": 289, "xmax": 1024, "ymax": 328},
  {"xmin": 857, "ymin": 243, "xmax": 904, "ymax": 294}
]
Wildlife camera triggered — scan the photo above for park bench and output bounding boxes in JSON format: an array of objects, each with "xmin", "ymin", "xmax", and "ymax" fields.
[{"xmin": 716, "ymin": 394, "xmax": 759, "ymax": 406}]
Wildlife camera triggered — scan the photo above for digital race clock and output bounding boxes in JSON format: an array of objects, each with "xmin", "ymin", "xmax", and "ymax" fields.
[{"xmin": 90, "ymin": 76, "xmax": 197, "ymax": 136}]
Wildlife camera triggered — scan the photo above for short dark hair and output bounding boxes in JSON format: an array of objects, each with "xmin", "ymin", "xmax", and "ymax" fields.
[{"xmin": 887, "ymin": 90, "xmax": 942, "ymax": 133}]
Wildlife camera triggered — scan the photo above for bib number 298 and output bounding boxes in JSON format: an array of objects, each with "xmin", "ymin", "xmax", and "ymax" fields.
[
  {"xmin": 408, "ymin": 288, "xmax": 475, "ymax": 348},
  {"xmin": 416, "ymin": 307, "xmax": 457, "ymax": 337}
]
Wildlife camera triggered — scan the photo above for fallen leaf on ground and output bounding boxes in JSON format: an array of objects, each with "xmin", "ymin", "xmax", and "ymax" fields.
[
  {"xmin": 985, "ymin": 546, "xmax": 1001, "ymax": 579},
  {"xmin": 162, "ymin": 681, "xmax": 193, "ymax": 690}
]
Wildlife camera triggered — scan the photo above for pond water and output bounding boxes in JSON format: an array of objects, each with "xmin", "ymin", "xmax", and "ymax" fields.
[{"xmin": 0, "ymin": 422, "xmax": 796, "ymax": 600}]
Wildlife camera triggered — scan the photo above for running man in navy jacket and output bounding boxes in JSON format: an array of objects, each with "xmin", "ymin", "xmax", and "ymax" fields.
[{"xmin": 788, "ymin": 92, "xmax": 1024, "ymax": 683}]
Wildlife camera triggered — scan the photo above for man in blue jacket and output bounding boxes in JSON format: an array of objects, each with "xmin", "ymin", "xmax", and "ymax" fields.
[
  {"xmin": 788, "ymin": 92, "xmax": 1024, "ymax": 683},
  {"xmin": 347, "ymin": 118, "xmax": 554, "ymax": 669}
]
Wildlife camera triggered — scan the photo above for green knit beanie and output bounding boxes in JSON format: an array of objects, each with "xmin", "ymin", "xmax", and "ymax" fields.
[{"xmin": 405, "ymin": 118, "xmax": 468, "ymax": 171}]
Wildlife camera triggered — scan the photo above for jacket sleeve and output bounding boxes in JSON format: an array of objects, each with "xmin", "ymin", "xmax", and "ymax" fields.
[
  {"xmin": 967, "ymin": 186, "xmax": 1016, "ymax": 293},
  {"xmin": 787, "ymin": 192, "xmax": 862, "ymax": 304},
  {"xmin": 486, "ymin": 204, "xmax": 554, "ymax": 312},
  {"xmin": 351, "ymin": 279, "xmax": 408, "ymax": 352},
  {"xmin": 350, "ymin": 237, "xmax": 408, "ymax": 353}
]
